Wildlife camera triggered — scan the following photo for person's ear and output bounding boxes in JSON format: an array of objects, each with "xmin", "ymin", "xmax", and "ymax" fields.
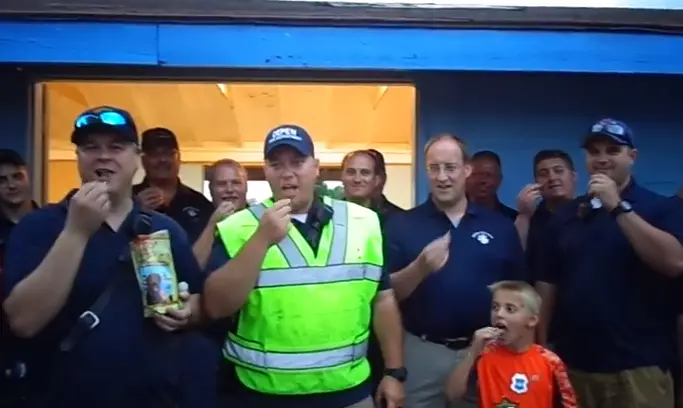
[
  {"xmin": 464, "ymin": 163, "xmax": 473, "ymax": 179},
  {"xmin": 527, "ymin": 314, "xmax": 539, "ymax": 328}
]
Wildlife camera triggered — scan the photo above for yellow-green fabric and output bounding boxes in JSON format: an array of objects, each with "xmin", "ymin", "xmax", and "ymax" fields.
[{"xmin": 215, "ymin": 197, "xmax": 383, "ymax": 395}]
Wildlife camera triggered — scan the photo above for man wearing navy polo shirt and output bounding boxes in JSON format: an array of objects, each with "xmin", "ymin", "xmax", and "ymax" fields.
[
  {"xmin": 515, "ymin": 150, "xmax": 576, "ymax": 269},
  {"xmin": 536, "ymin": 118, "xmax": 683, "ymax": 408},
  {"xmin": 1, "ymin": 106, "xmax": 211, "ymax": 408},
  {"xmin": 385, "ymin": 133, "xmax": 525, "ymax": 408},
  {"xmin": 134, "ymin": 127, "xmax": 214, "ymax": 243}
]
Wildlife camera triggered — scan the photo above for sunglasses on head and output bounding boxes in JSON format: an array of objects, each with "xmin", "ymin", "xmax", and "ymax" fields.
[
  {"xmin": 74, "ymin": 110, "xmax": 131, "ymax": 129},
  {"xmin": 591, "ymin": 122, "xmax": 627, "ymax": 136}
]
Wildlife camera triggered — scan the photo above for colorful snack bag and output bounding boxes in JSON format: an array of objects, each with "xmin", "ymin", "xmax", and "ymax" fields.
[{"xmin": 130, "ymin": 229, "xmax": 181, "ymax": 317}]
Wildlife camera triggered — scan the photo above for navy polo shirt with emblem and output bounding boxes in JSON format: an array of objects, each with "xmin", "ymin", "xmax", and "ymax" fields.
[
  {"xmin": 384, "ymin": 197, "xmax": 526, "ymax": 339},
  {"xmin": 537, "ymin": 181, "xmax": 683, "ymax": 373},
  {"xmin": 133, "ymin": 180, "xmax": 214, "ymax": 243},
  {"xmin": 1, "ymin": 198, "xmax": 214, "ymax": 408},
  {"xmin": 206, "ymin": 200, "xmax": 390, "ymax": 408}
]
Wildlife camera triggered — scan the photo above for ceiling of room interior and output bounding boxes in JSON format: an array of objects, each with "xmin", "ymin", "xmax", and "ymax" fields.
[{"xmin": 45, "ymin": 81, "xmax": 415, "ymax": 152}]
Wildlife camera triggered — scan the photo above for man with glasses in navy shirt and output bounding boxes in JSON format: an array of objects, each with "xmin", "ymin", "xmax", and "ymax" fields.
[
  {"xmin": 1, "ymin": 106, "xmax": 212, "ymax": 408},
  {"xmin": 385, "ymin": 133, "xmax": 525, "ymax": 408},
  {"xmin": 536, "ymin": 119, "xmax": 683, "ymax": 408}
]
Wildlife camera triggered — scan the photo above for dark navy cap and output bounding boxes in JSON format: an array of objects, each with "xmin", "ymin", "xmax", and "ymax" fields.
[
  {"xmin": 71, "ymin": 106, "xmax": 138, "ymax": 145},
  {"xmin": 0, "ymin": 149, "xmax": 26, "ymax": 167},
  {"xmin": 582, "ymin": 118, "xmax": 635, "ymax": 148},
  {"xmin": 141, "ymin": 127, "xmax": 180, "ymax": 152},
  {"xmin": 264, "ymin": 125, "xmax": 315, "ymax": 158}
]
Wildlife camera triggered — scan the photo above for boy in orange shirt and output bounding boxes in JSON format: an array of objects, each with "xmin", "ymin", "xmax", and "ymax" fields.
[{"xmin": 444, "ymin": 281, "xmax": 577, "ymax": 408}]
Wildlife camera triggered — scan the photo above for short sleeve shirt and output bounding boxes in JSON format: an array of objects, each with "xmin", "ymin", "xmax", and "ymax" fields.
[{"xmin": 467, "ymin": 344, "xmax": 577, "ymax": 408}]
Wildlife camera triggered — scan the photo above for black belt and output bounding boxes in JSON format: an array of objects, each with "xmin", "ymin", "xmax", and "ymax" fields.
[{"xmin": 415, "ymin": 333, "xmax": 471, "ymax": 350}]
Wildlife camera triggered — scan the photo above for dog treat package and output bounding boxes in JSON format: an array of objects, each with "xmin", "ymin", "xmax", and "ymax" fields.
[{"xmin": 130, "ymin": 229, "xmax": 181, "ymax": 317}]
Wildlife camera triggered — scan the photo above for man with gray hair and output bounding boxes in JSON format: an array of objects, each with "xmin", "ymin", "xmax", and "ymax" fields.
[{"xmin": 193, "ymin": 158, "xmax": 248, "ymax": 272}]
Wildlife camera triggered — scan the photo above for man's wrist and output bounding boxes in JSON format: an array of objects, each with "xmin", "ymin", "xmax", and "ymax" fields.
[{"xmin": 383, "ymin": 367, "xmax": 408, "ymax": 382}]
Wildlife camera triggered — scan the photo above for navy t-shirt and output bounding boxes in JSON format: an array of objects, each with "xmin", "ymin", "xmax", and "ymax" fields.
[
  {"xmin": 133, "ymin": 180, "xmax": 214, "ymax": 244},
  {"xmin": 1, "ymin": 198, "xmax": 214, "ymax": 408},
  {"xmin": 207, "ymin": 206, "xmax": 389, "ymax": 408},
  {"xmin": 537, "ymin": 181, "xmax": 683, "ymax": 372},
  {"xmin": 384, "ymin": 197, "xmax": 526, "ymax": 338}
]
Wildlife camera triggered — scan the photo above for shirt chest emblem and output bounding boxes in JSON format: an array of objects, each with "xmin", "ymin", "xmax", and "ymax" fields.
[
  {"xmin": 495, "ymin": 398, "xmax": 519, "ymax": 408},
  {"xmin": 183, "ymin": 206, "xmax": 200, "ymax": 218},
  {"xmin": 510, "ymin": 373, "xmax": 529, "ymax": 394},
  {"xmin": 471, "ymin": 231, "xmax": 494, "ymax": 245}
]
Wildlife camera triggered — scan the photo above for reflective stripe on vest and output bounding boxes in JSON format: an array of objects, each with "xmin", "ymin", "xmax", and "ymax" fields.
[
  {"xmin": 247, "ymin": 199, "xmax": 349, "ymax": 267},
  {"xmin": 256, "ymin": 264, "xmax": 382, "ymax": 288},
  {"xmin": 225, "ymin": 336, "xmax": 369, "ymax": 370},
  {"xmin": 224, "ymin": 199, "xmax": 374, "ymax": 372}
]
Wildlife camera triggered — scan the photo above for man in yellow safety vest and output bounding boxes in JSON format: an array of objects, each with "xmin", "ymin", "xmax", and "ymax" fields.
[{"xmin": 204, "ymin": 124, "xmax": 406, "ymax": 408}]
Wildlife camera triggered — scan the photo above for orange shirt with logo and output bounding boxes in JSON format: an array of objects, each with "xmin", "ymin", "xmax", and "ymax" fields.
[{"xmin": 468, "ymin": 344, "xmax": 577, "ymax": 408}]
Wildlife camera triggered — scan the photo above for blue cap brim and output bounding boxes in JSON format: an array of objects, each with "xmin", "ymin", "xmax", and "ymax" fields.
[
  {"xmin": 581, "ymin": 131, "xmax": 633, "ymax": 148},
  {"xmin": 264, "ymin": 140, "xmax": 312, "ymax": 158},
  {"xmin": 71, "ymin": 124, "xmax": 138, "ymax": 145}
]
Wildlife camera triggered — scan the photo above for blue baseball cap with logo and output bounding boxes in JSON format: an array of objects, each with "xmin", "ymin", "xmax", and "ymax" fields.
[
  {"xmin": 582, "ymin": 118, "xmax": 635, "ymax": 148},
  {"xmin": 71, "ymin": 106, "xmax": 138, "ymax": 145},
  {"xmin": 263, "ymin": 124, "xmax": 315, "ymax": 158}
]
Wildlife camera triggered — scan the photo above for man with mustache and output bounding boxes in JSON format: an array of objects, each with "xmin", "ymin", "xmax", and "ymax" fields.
[
  {"xmin": 134, "ymin": 127, "xmax": 214, "ymax": 243},
  {"xmin": 536, "ymin": 119, "xmax": 683, "ymax": 408}
]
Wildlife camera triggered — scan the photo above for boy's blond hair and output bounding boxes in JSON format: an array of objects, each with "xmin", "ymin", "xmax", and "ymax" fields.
[{"xmin": 488, "ymin": 280, "xmax": 542, "ymax": 315}]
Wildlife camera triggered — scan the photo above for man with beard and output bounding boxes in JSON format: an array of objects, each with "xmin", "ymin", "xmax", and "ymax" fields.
[
  {"xmin": 0, "ymin": 149, "xmax": 37, "ymax": 408},
  {"xmin": 1, "ymin": 106, "xmax": 210, "ymax": 408},
  {"xmin": 385, "ymin": 133, "xmax": 525, "ymax": 408},
  {"xmin": 514, "ymin": 150, "xmax": 576, "ymax": 263},
  {"xmin": 466, "ymin": 150, "xmax": 517, "ymax": 220},
  {"xmin": 204, "ymin": 124, "xmax": 406, "ymax": 408},
  {"xmin": 193, "ymin": 159, "xmax": 248, "ymax": 272},
  {"xmin": 134, "ymin": 127, "xmax": 214, "ymax": 243},
  {"xmin": 536, "ymin": 119, "xmax": 683, "ymax": 408}
]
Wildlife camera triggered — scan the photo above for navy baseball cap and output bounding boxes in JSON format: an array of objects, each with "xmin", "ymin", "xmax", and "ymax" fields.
[
  {"xmin": 141, "ymin": 127, "xmax": 180, "ymax": 152},
  {"xmin": 582, "ymin": 118, "xmax": 635, "ymax": 148},
  {"xmin": 71, "ymin": 106, "xmax": 138, "ymax": 145},
  {"xmin": 0, "ymin": 149, "xmax": 26, "ymax": 167},
  {"xmin": 264, "ymin": 125, "xmax": 315, "ymax": 158}
]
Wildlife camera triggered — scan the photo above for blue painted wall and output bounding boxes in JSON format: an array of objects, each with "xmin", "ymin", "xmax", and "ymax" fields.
[
  {"xmin": 0, "ymin": 68, "xmax": 31, "ymax": 162},
  {"xmin": 416, "ymin": 72, "xmax": 683, "ymax": 205},
  {"xmin": 1, "ymin": 21, "xmax": 683, "ymax": 206},
  {"xmin": 3, "ymin": 21, "xmax": 683, "ymax": 74}
]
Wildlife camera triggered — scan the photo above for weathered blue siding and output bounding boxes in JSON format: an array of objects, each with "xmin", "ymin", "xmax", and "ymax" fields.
[
  {"xmin": 0, "ymin": 69, "xmax": 31, "ymax": 163},
  {"xmin": 1, "ymin": 20, "xmax": 682, "ymax": 206},
  {"xmin": 416, "ymin": 72, "xmax": 683, "ymax": 205},
  {"xmin": 3, "ymin": 21, "xmax": 683, "ymax": 74}
]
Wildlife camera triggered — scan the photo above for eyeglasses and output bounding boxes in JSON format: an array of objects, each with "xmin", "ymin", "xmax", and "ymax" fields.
[
  {"xmin": 591, "ymin": 121, "xmax": 627, "ymax": 136},
  {"xmin": 427, "ymin": 163, "xmax": 463, "ymax": 176},
  {"xmin": 74, "ymin": 111, "xmax": 130, "ymax": 129}
]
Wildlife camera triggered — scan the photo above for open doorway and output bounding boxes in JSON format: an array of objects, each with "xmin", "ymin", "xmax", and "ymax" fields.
[{"xmin": 42, "ymin": 81, "xmax": 416, "ymax": 207}]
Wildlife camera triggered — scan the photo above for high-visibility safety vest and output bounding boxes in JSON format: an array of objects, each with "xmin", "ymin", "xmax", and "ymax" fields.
[{"xmin": 215, "ymin": 197, "xmax": 383, "ymax": 395}]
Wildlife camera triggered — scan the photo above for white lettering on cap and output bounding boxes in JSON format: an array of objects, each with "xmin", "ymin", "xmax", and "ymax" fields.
[{"xmin": 269, "ymin": 127, "xmax": 303, "ymax": 144}]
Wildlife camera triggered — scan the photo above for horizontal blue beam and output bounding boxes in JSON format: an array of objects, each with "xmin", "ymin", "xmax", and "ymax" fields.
[{"xmin": 1, "ymin": 21, "xmax": 683, "ymax": 74}]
